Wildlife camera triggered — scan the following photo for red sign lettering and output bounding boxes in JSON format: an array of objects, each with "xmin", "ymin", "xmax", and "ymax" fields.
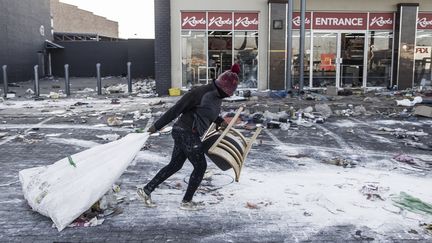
[
  {"xmin": 313, "ymin": 12, "xmax": 368, "ymax": 30},
  {"xmin": 418, "ymin": 13, "xmax": 432, "ymax": 30},
  {"xmin": 416, "ymin": 47, "xmax": 429, "ymax": 54},
  {"xmin": 181, "ymin": 12, "xmax": 206, "ymax": 30},
  {"xmin": 208, "ymin": 12, "xmax": 233, "ymax": 30},
  {"xmin": 369, "ymin": 13, "xmax": 394, "ymax": 30},
  {"xmin": 234, "ymin": 13, "xmax": 259, "ymax": 31},
  {"xmin": 292, "ymin": 12, "xmax": 312, "ymax": 29}
]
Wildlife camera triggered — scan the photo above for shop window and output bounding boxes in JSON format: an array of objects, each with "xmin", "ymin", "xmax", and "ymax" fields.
[
  {"xmin": 181, "ymin": 31, "xmax": 207, "ymax": 87},
  {"xmin": 292, "ymin": 30, "xmax": 311, "ymax": 88},
  {"xmin": 312, "ymin": 32, "xmax": 337, "ymax": 87},
  {"xmin": 234, "ymin": 31, "xmax": 258, "ymax": 88},
  {"xmin": 208, "ymin": 31, "xmax": 233, "ymax": 82},
  {"xmin": 367, "ymin": 31, "xmax": 393, "ymax": 87},
  {"xmin": 415, "ymin": 30, "xmax": 432, "ymax": 86}
]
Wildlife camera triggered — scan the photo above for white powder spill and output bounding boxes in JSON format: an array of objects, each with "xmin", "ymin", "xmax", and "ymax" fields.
[
  {"xmin": 48, "ymin": 138, "xmax": 100, "ymax": 148},
  {"xmin": 218, "ymin": 166, "xmax": 432, "ymax": 232},
  {"xmin": 366, "ymin": 133, "xmax": 396, "ymax": 144},
  {"xmin": 330, "ymin": 119, "xmax": 358, "ymax": 128},
  {"xmin": 1, "ymin": 124, "xmax": 131, "ymax": 132},
  {"xmin": 131, "ymin": 150, "xmax": 170, "ymax": 166},
  {"xmin": 372, "ymin": 120, "xmax": 422, "ymax": 126}
]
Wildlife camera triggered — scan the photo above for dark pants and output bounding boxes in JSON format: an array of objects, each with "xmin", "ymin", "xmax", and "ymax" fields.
[{"xmin": 144, "ymin": 126, "xmax": 207, "ymax": 202}]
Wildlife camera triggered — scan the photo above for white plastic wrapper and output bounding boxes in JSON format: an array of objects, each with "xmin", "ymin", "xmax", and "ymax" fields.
[{"xmin": 19, "ymin": 133, "xmax": 149, "ymax": 231}]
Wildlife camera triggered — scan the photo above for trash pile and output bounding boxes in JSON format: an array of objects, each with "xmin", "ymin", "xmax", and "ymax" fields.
[
  {"xmin": 103, "ymin": 79, "xmax": 156, "ymax": 97},
  {"xmin": 359, "ymin": 183, "xmax": 389, "ymax": 201},
  {"xmin": 65, "ymin": 184, "xmax": 126, "ymax": 228}
]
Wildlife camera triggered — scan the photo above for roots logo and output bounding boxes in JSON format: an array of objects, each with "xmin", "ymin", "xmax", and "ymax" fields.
[
  {"xmin": 182, "ymin": 16, "xmax": 206, "ymax": 27},
  {"xmin": 292, "ymin": 16, "xmax": 311, "ymax": 27},
  {"xmin": 418, "ymin": 17, "xmax": 432, "ymax": 28},
  {"xmin": 209, "ymin": 17, "xmax": 232, "ymax": 27},
  {"xmin": 235, "ymin": 17, "xmax": 259, "ymax": 28},
  {"xmin": 370, "ymin": 17, "xmax": 392, "ymax": 27}
]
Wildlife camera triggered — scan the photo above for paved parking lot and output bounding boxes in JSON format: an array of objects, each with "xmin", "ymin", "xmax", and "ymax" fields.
[{"xmin": 0, "ymin": 94, "xmax": 431, "ymax": 242}]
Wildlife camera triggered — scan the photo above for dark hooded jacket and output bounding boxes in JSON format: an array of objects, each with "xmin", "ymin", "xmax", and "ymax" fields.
[{"xmin": 153, "ymin": 81, "xmax": 226, "ymax": 136}]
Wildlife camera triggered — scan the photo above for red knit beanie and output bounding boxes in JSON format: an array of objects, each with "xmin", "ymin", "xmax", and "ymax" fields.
[{"xmin": 215, "ymin": 64, "xmax": 240, "ymax": 96}]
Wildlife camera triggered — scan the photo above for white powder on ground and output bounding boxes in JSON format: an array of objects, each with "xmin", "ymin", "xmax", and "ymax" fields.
[
  {"xmin": 218, "ymin": 166, "xmax": 432, "ymax": 232},
  {"xmin": 48, "ymin": 137, "xmax": 100, "ymax": 148}
]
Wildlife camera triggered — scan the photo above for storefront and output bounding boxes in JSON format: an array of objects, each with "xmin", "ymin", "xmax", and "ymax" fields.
[
  {"xmin": 289, "ymin": 12, "xmax": 395, "ymax": 89},
  {"xmin": 181, "ymin": 12, "xmax": 259, "ymax": 88},
  {"xmin": 154, "ymin": 0, "xmax": 432, "ymax": 94}
]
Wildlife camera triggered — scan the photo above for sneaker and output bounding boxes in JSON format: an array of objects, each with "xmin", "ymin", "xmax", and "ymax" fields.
[
  {"xmin": 137, "ymin": 188, "xmax": 156, "ymax": 208},
  {"xmin": 179, "ymin": 201, "xmax": 204, "ymax": 211}
]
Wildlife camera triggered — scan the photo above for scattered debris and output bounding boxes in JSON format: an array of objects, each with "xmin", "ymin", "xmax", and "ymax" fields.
[
  {"xmin": 26, "ymin": 89, "xmax": 35, "ymax": 95},
  {"xmin": 73, "ymin": 102, "xmax": 89, "ymax": 106},
  {"xmin": 0, "ymin": 132, "xmax": 8, "ymax": 139},
  {"xmin": 49, "ymin": 92, "xmax": 60, "ymax": 99},
  {"xmin": 393, "ymin": 154, "xmax": 415, "ymax": 164},
  {"xmin": 107, "ymin": 117, "xmax": 123, "ymax": 126},
  {"xmin": 245, "ymin": 202, "xmax": 260, "ymax": 209},
  {"xmin": 111, "ymin": 98, "xmax": 120, "ymax": 104},
  {"xmin": 315, "ymin": 104, "xmax": 332, "ymax": 118},
  {"xmin": 414, "ymin": 106, "xmax": 432, "ymax": 118},
  {"xmin": 396, "ymin": 96, "xmax": 423, "ymax": 107},
  {"xmin": 359, "ymin": 183, "xmax": 389, "ymax": 201},
  {"xmin": 96, "ymin": 134, "xmax": 120, "ymax": 141},
  {"xmin": 322, "ymin": 157, "xmax": 356, "ymax": 168},
  {"xmin": 391, "ymin": 192, "xmax": 432, "ymax": 215}
]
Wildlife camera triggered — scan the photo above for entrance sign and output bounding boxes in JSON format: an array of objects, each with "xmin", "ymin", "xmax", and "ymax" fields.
[{"xmin": 313, "ymin": 12, "xmax": 367, "ymax": 30}]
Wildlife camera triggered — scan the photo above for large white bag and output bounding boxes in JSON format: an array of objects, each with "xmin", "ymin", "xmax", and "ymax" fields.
[{"xmin": 19, "ymin": 133, "xmax": 149, "ymax": 231}]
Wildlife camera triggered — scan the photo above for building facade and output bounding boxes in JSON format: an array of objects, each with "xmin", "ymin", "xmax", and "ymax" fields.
[
  {"xmin": 155, "ymin": 0, "xmax": 432, "ymax": 94},
  {"xmin": 0, "ymin": 0, "xmax": 53, "ymax": 82},
  {"xmin": 50, "ymin": 0, "xmax": 118, "ymax": 38}
]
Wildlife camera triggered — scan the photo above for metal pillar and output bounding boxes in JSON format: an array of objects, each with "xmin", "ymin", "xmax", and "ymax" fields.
[
  {"xmin": 127, "ymin": 62, "xmax": 132, "ymax": 93},
  {"xmin": 64, "ymin": 64, "xmax": 70, "ymax": 96},
  {"xmin": 299, "ymin": 0, "xmax": 306, "ymax": 91},
  {"xmin": 34, "ymin": 65, "xmax": 40, "ymax": 97},
  {"xmin": 286, "ymin": 0, "xmax": 293, "ymax": 92},
  {"xmin": 48, "ymin": 53, "xmax": 52, "ymax": 76},
  {"xmin": 96, "ymin": 63, "xmax": 101, "ymax": 95},
  {"xmin": 2, "ymin": 65, "xmax": 7, "ymax": 97}
]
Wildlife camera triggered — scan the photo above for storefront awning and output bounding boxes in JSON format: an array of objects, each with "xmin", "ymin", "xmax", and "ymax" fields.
[{"xmin": 45, "ymin": 40, "xmax": 64, "ymax": 49}]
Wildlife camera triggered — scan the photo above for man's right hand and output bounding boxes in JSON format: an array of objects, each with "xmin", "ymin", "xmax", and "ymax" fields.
[{"xmin": 147, "ymin": 125, "xmax": 156, "ymax": 134}]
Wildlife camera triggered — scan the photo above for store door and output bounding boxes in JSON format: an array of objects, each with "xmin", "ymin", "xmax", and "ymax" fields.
[
  {"xmin": 312, "ymin": 32, "xmax": 365, "ymax": 88},
  {"xmin": 208, "ymin": 31, "xmax": 233, "ymax": 82},
  {"xmin": 340, "ymin": 33, "xmax": 365, "ymax": 88}
]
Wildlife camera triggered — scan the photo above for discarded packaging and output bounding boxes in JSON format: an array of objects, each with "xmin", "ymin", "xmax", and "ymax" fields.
[
  {"xmin": 396, "ymin": 96, "xmax": 423, "ymax": 107},
  {"xmin": 315, "ymin": 104, "xmax": 332, "ymax": 118},
  {"xmin": 49, "ymin": 92, "xmax": 60, "ymax": 99},
  {"xmin": 393, "ymin": 154, "xmax": 415, "ymax": 164},
  {"xmin": 391, "ymin": 192, "xmax": 432, "ymax": 215},
  {"xmin": 107, "ymin": 117, "xmax": 123, "ymax": 126},
  {"xmin": 19, "ymin": 133, "xmax": 149, "ymax": 231},
  {"xmin": 96, "ymin": 134, "xmax": 120, "ymax": 141},
  {"xmin": 414, "ymin": 106, "xmax": 432, "ymax": 118}
]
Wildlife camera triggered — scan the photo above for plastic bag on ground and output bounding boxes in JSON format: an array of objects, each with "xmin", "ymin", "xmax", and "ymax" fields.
[{"xmin": 19, "ymin": 133, "xmax": 149, "ymax": 231}]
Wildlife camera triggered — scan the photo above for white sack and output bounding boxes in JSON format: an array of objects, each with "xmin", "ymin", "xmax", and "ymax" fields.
[{"xmin": 19, "ymin": 133, "xmax": 149, "ymax": 231}]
